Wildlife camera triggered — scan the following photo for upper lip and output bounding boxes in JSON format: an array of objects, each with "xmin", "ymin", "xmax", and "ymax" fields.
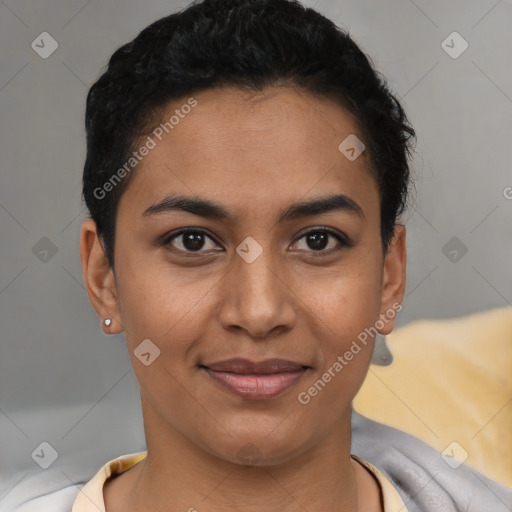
[{"xmin": 202, "ymin": 358, "xmax": 309, "ymax": 375}]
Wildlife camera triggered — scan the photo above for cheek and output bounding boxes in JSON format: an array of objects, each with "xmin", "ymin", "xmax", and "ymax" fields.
[
  {"xmin": 114, "ymin": 256, "xmax": 225, "ymax": 380},
  {"xmin": 116, "ymin": 241, "xmax": 383, "ymax": 360},
  {"xmin": 300, "ymin": 254, "xmax": 382, "ymax": 389},
  {"xmin": 305, "ymin": 254, "xmax": 383, "ymax": 338},
  {"xmin": 295, "ymin": 278, "xmax": 380, "ymax": 424},
  {"xmin": 115, "ymin": 266, "xmax": 213, "ymax": 406},
  {"xmin": 116, "ymin": 252, "xmax": 205, "ymax": 332}
]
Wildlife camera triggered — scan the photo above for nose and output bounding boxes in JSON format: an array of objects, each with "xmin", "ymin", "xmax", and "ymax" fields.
[{"xmin": 218, "ymin": 240, "xmax": 297, "ymax": 339}]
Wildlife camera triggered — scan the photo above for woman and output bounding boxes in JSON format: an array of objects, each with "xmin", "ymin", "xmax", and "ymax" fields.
[{"xmin": 75, "ymin": 0, "xmax": 511, "ymax": 511}]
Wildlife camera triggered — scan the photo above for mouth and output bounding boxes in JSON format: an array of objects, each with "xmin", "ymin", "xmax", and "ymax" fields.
[{"xmin": 199, "ymin": 358, "xmax": 311, "ymax": 400}]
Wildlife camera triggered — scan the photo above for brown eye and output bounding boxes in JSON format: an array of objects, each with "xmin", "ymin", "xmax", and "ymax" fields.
[
  {"xmin": 164, "ymin": 229, "xmax": 220, "ymax": 253},
  {"xmin": 292, "ymin": 228, "xmax": 349, "ymax": 253}
]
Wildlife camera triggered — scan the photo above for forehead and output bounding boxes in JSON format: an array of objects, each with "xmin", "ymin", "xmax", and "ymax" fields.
[
  {"xmin": 170, "ymin": 85, "xmax": 364, "ymax": 152},
  {"xmin": 117, "ymin": 85, "xmax": 378, "ymax": 221}
]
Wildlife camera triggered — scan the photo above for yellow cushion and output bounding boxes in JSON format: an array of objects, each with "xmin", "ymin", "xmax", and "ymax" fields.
[{"xmin": 354, "ymin": 307, "xmax": 512, "ymax": 488}]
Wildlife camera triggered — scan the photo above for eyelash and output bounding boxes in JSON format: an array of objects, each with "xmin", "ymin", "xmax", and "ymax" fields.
[{"xmin": 161, "ymin": 227, "xmax": 351, "ymax": 256}]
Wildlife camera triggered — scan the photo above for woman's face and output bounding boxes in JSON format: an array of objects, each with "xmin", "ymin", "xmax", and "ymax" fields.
[{"xmin": 81, "ymin": 85, "xmax": 406, "ymax": 465}]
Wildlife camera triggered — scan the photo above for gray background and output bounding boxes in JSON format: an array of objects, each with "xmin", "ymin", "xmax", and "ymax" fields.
[{"xmin": 1, "ymin": 0, "xmax": 511, "ymax": 508}]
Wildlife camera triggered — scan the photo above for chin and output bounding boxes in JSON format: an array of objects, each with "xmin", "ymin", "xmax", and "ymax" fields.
[{"xmin": 201, "ymin": 428, "xmax": 312, "ymax": 468}]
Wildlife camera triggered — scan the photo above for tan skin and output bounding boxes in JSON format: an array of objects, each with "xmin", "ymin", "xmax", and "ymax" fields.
[{"xmin": 80, "ymin": 85, "xmax": 406, "ymax": 512}]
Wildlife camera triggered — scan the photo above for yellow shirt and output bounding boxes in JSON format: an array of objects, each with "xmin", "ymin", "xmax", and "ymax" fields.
[{"xmin": 71, "ymin": 451, "xmax": 407, "ymax": 512}]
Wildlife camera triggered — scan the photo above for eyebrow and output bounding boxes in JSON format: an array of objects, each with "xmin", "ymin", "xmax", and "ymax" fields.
[{"xmin": 142, "ymin": 193, "xmax": 365, "ymax": 223}]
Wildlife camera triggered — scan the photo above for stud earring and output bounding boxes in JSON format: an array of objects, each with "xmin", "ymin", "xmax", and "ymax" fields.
[{"xmin": 103, "ymin": 318, "xmax": 112, "ymax": 326}]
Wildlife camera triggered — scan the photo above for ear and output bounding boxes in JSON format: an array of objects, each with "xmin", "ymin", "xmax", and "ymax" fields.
[
  {"xmin": 377, "ymin": 224, "xmax": 406, "ymax": 335},
  {"xmin": 80, "ymin": 218, "xmax": 122, "ymax": 335}
]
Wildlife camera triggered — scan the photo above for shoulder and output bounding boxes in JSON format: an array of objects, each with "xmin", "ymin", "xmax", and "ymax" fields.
[
  {"xmin": 352, "ymin": 454, "xmax": 408, "ymax": 512},
  {"xmin": 352, "ymin": 411, "xmax": 512, "ymax": 511},
  {"xmin": 71, "ymin": 451, "xmax": 147, "ymax": 512}
]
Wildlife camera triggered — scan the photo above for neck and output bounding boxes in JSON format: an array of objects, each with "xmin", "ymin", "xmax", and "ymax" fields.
[{"xmin": 105, "ymin": 403, "xmax": 381, "ymax": 512}]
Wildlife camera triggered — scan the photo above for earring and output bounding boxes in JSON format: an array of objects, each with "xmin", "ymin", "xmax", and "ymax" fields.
[
  {"xmin": 371, "ymin": 334, "xmax": 393, "ymax": 366},
  {"xmin": 103, "ymin": 318, "xmax": 112, "ymax": 326}
]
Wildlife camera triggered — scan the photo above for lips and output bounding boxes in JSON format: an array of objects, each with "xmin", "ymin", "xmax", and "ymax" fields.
[
  {"xmin": 205, "ymin": 358, "xmax": 307, "ymax": 374},
  {"xmin": 200, "ymin": 358, "xmax": 310, "ymax": 399}
]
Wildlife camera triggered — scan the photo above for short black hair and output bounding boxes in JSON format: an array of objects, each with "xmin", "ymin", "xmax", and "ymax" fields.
[{"xmin": 82, "ymin": 0, "xmax": 416, "ymax": 270}]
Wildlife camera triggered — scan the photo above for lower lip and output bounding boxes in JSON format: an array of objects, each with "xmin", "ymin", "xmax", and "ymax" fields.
[{"xmin": 203, "ymin": 368, "xmax": 307, "ymax": 399}]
